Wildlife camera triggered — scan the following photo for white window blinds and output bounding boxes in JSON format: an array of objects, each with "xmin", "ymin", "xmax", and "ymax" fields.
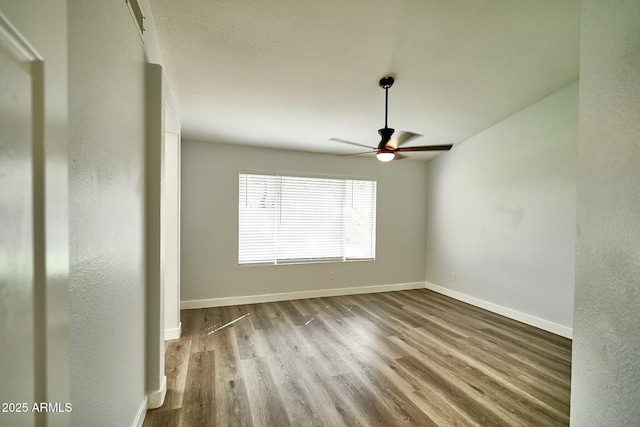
[{"xmin": 239, "ymin": 173, "xmax": 376, "ymax": 264}]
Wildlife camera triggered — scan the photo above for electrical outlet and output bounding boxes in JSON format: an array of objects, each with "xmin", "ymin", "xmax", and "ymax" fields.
[
  {"xmin": 450, "ymin": 273, "xmax": 455, "ymax": 281},
  {"xmin": 329, "ymin": 272, "xmax": 335, "ymax": 280}
]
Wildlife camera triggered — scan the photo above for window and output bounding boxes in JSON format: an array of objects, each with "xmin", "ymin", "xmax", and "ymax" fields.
[{"xmin": 239, "ymin": 173, "xmax": 376, "ymax": 264}]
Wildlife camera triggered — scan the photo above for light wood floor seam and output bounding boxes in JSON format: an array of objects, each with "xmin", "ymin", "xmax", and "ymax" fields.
[{"xmin": 144, "ymin": 289, "xmax": 571, "ymax": 427}]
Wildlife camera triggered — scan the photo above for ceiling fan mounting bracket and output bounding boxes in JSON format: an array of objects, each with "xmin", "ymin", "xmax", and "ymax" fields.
[{"xmin": 379, "ymin": 76, "xmax": 394, "ymax": 89}]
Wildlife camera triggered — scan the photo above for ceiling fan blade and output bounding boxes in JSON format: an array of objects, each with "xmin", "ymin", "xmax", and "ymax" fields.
[
  {"xmin": 395, "ymin": 144, "xmax": 453, "ymax": 152},
  {"xmin": 394, "ymin": 132, "xmax": 422, "ymax": 147},
  {"xmin": 337, "ymin": 150, "xmax": 376, "ymax": 157},
  {"xmin": 330, "ymin": 138, "xmax": 376, "ymax": 150}
]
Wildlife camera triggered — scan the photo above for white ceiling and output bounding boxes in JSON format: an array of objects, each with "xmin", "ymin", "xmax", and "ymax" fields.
[{"xmin": 149, "ymin": 0, "xmax": 580, "ymax": 160}]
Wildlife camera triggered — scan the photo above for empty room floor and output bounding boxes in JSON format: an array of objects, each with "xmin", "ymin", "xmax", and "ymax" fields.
[{"xmin": 144, "ymin": 289, "xmax": 571, "ymax": 426}]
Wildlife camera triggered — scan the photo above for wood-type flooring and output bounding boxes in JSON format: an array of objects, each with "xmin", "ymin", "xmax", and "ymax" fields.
[{"xmin": 143, "ymin": 289, "xmax": 571, "ymax": 427}]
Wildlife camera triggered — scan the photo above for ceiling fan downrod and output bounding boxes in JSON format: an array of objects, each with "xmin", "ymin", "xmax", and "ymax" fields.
[
  {"xmin": 377, "ymin": 76, "xmax": 396, "ymax": 158},
  {"xmin": 379, "ymin": 76, "xmax": 394, "ymax": 131}
]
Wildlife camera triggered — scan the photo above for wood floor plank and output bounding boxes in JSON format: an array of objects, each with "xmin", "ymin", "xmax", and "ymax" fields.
[
  {"xmin": 233, "ymin": 310, "xmax": 265, "ymax": 360},
  {"xmin": 297, "ymin": 315, "xmax": 352, "ymax": 355},
  {"xmin": 278, "ymin": 379, "xmax": 330, "ymax": 427},
  {"xmin": 267, "ymin": 349, "xmax": 363, "ymax": 427},
  {"xmin": 211, "ymin": 327, "xmax": 242, "ymax": 382},
  {"xmin": 330, "ymin": 372, "xmax": 404, "ymax": 427},
  {"xmin": 417, "ymin": 326, "xmax": 571, "ymax": 414},
  {"xmin": 179, "ymin": 351, "xmax": 215, "ymax": 427},
  {"xmin": 265, "ymin": 350, "xmax": 300, "ymax": 385},
  {"xmin": 313, "ymin": 296, "xmax": 358, "ymax": 319},
  {"xmin": 388, "ymin": 334, "xmax": 524, "ymax": 425},
  {"xmin": 395, "ymin": 355, "xmax": 515, "ymax": 426},
  {"xmin": 142, "ymin": 408, "xmax": 181, "ymax": 427},
  {"xmin": 144, "ymin": 289, "xmax": 571, "ymax": 427},
  {"xmin": 161, "ymin": 339, "xmax": 191, "ymax": 410},
  {"xmin": 479, "ymin": 328, "xmax": 572, "ymax": 380},
  {"xmin": 289, "ymin": 298, "xmax": 320, "ymax": 316},
  {"xmin": 182, "ymin": 308, "xmax": 208, "ymax": 353},
  {"xmin": 247, "ymin": 303, "xmax": 275, "ymax": 330},
  {"xmin": 409, "ymin": 388, "xmax": 478, "ymax": 427},
  {"xmin": 271, "ymin": 300, "xmax": 308, "ymax": 326},
  {"xmin": 343, "ymin": 299, "xmax": 409, "ymax": 337},
  {"xmin": 219, "ymin": 304, "xmax": 251, "ymax": 325},
  {"xmin": 340, "ymin": 352, "xmax": 439, "ymax": 427},
  {"xmin": 257, "ymin": 319, "xmax": 315, "ymax": 358},
  {"xmin": 304, "ymin": 344, "xmax": 351, "ymax": 377},
  {"xmin": 242, "ymin": 357, "xmax": 291, "ymax": 427},
  {"xmin": 349, "ymin": 294, "xmax": 427, "ymax": 334},
  {"xmin": 213, "ymin": 377, "xmax": 252, "ymax": 427},
  {"xmin": 315, "ymin": 311, "xmax": 402, "ymax": 361},
  {"xmin": 483, "ymin": 325, "xmax": 572, "ymax": 367},
  {"xmin": 397, "ymin": 326, "xmax": 566, "ymax": 426},
  {"xmin": 409, "ymin": 329, "xmax": 567, "ymax": 425}
]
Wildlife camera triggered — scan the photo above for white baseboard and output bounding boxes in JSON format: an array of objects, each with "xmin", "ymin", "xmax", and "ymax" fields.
[
  {"xmin": 424, "ymin": 282, "xmax": 572, "ymax": 339},
  {"xmin": 181, "ymin": 282, "xmax": 425, "ymax": 309},
  {"xmin": 146, "ymin": 375, "xmax": 167, "ymax": 409},
  {"xmin": 132, "ymin": 396, "xmax": 147, "ymax": 427},
  {"xmin": 165, "ymin": 322, "xmax": 182, "ymax": 341}
]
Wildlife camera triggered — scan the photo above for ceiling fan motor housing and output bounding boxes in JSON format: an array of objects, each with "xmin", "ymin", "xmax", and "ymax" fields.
[{"xmin": 378, "ymin": 127, "xmax": 395, "ymax": 150}]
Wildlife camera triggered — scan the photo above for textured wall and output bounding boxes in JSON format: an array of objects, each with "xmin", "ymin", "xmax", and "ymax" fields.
[
  {"xmin": 571, "ymin": 1, "xmax": 640, "ymax": 424},
  {"xmin": 68, "ymin": 1, "xmax": 147, "ymax": 425},
  {"xmin": 425, "ymin": 82, "xmax": 578, "ymax": 331},
  {"xmin": 0, "ymin": 2, "xmax": 69, "ymax": 426},
  {"xmin": 180, "ymin": 142, "xmax": 428, "ymax": 301}
]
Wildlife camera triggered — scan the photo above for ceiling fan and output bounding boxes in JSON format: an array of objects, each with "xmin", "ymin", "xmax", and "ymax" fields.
[{"xmin": 331, "ymin": 76, "xmax": 453, "ymax": 161}]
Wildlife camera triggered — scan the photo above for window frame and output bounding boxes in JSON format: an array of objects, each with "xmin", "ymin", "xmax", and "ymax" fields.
[{"xmin": 238, "ymin": 170, "xmax": 377, "ymax": 266}]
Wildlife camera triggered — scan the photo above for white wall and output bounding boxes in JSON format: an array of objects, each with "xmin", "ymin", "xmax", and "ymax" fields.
[
  {"xmin": 571, "ymin": 1, "xmax": 640, "ymax": 424},
  {"xmin": 424, "ymin": 82, "xmax": 578, "ymax": 335},
  {"xmin": 68, "ymin": 1, "xmax": 147, "ymax": 425},
  {"xmin": 0, "ymin": 2, "xmax": 70, "ymax": 426},
  {"xmin": 181, "ymin": 142, "xmax": 428, "ymax": 303},
  {"xmin": 164, "ymin": 130, "xmax": 181, "ymax": 337}
]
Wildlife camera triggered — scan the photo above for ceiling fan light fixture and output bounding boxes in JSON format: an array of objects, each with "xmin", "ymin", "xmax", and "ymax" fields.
[{"xmin": 376, "ymin": 151, "xmax": 395, "ymax": 162}]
